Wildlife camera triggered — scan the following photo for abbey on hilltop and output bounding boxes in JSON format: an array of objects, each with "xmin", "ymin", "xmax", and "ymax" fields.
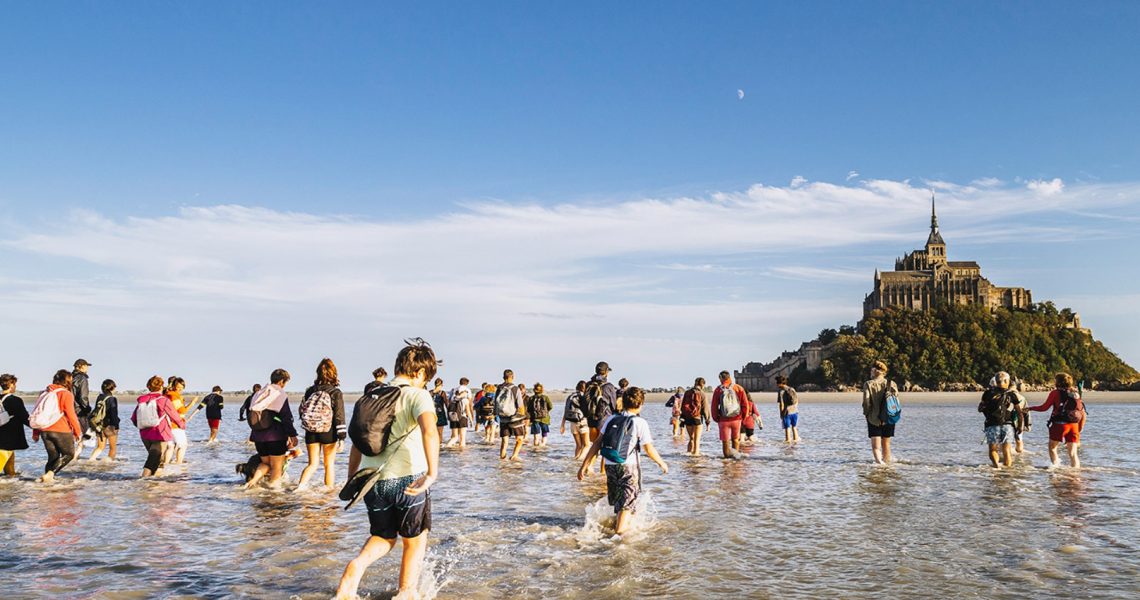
[{"xmin": 862, "ymin": 195, "xmax": 1031, "ymax": 317}]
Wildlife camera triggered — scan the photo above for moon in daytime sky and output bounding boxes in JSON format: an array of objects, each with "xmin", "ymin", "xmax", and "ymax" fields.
[{"xmin": 737, "ymin": 89, "xmax": 745, "ymax": 100}]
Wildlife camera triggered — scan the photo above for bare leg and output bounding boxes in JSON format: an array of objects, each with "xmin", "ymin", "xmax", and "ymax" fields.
[
  {"xmin": 397, "ymin": 532, "xmax": 429, "ymax": 593},
  {"xmin": 335, "ymin": 536, "xmax": 397, "ymax": 600},
  {"xmin": 721, "ymin": 440, "xmax": 732, "ymax": 458},
  {"xmin": 1067, "ymin": 443, "xmax": 1080, "ymax": 468},
  {"xmin": 509, "ymin": 437, "xmax": 524, "ymax": 461},
  {"xmin": 870, "ymin": 436, "xmax": 883, "ymax": 464},
  {"xmin": 3, "ymin": 453, "xmax": 16, "ymax": 476},
  {"xmin": 108, "ymin": 434, "xmax": 118, "ymax": 460},
  {"xmin": 1001, "ymin": 443, "xmax": 1014, "ymax": 467},
  {"xmin": 614, "ymin": 510, "xmax": 631, "ymax": 535},
  {"xmin": 792, "ymin": 426, "xmax": 800, "ymax": 442},
  {"xmin": 882, "ymin": 438, "xmax": 893, "ymax": 464},
  {"xmin": 499, "ymin": 435, "xmax": 508, "ymax": 459},
  {"xmin": 297, "ymin": 443, "xmax": 321, "ymax": 488},
  {"xmin": 244, "ymin": 458, "xmax": 271, "ymax": 489},
  {"xmin": 323, "ymin": 443, "xmax": 337, "ymax": 488},
  {"xmin": 208, "ymin": 427, "xmax": 218, "ymax": 443},
  {"xmin": 90, "ymin": 437, "xmax": 106, "ymax": 461},
  {"xmin": 1047, "ymin": 440, "xmax": 1061, "ymax": 466},
  {"xmin": 267, "ymin": 454, "xmax": 286, "ymax": 484},
  {"xmin": 988, "ymin": 443, "xmax": 1000, "ymax": 468}
]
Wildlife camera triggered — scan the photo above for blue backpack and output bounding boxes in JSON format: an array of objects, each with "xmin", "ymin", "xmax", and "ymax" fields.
[
  {"xmin": 599, "ymin": 415, "xmax": 638, "ymax": 464},
  {"xmin": 883, "ymin": 392, "xmax": 902, "ymax": 425}
]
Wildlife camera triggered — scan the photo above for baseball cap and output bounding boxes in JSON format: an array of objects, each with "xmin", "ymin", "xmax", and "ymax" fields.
[{"xmin": 74, "ymin": 358, "xmax": 93, "ymax": 368}]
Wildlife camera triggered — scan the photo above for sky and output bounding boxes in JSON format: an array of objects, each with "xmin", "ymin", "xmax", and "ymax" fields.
[{"xmin": 1, "ymin": 2, "xmax": 1138, "ymax": 390}]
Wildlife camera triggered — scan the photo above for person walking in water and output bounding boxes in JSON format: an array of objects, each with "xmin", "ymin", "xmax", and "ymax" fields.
[
  {"xmin": 297, "ymin": 358, "xmax": 347, "ymax": 490},
  {"xmin": 244, "ymin": 369, "xmax": 299, "ymax": 489},
  {"xmin": 431, "ymin": 378, "xmax": 449, "ymax": 444},
  {"xmin": 577, "ymin": 387, "xmax": 668, "ymax": 535},
  {"xmin": 1028, "ymin": 372, "xmax": 1086, "ymax": 468},
  {"xmin": 711, "ymin": 371, "xmax": 746, "ymax": 459},
  {"xmin": 0, "ymin": 373, "xmax": 31, "ymax": 477},
  {"xmin": 336, "ymin": 340, "xmax": 440, "ymax": 600},
  {"xmin": 165, "ymin": 377, "xmax": 192, "ymax": 464},
  {"xmin": 475, "ymin": 383, "xmax": 497, "ymax": 443},
  {"xmin": 496, "ymin": 370, "xmax": 528, "ymax": 462},
  {"xmin": 132, "ymin": 375, "xmax": 185, "ymax": 478},
  {"xmin": 89, "ymin": 379, "xmax": 120, "ymax": 461},
  {"xmin": 776, "ymin": 375, "xmax": 801, "ymax": 443},
  {"xmin": 201, "ymin": 386, "xmax": 225, "ymax": 443},
  {"xmin": 666, "ymin": 387, "xmax": 684, "ymax": 438},
  {"xmin": 862, "ymin": 361, "xmax": 898, "ymax": 465},
  {"xmin": 71, "ymin": 359, "xmax": 93, "ymax": 445},
  {"xmin": 29, "ymin": 370, "xmax": 83, "ymax": 483},
  {"xmin": 581, "ymin": 362, "xmax": 618, "ymax": 474},
  {"xmin": 445, "ymin": 377, "xmax": 473, "ymax": 448},
  {"xmin": 561, "ymin": 380, "xmax": 590, "ymax": 460},
  {"xmin": 978, "ymin": 371, "xmax": 1023, "ymax": 468},
  {"xmin": 239, "ymin": 383, "xmax": 262, "ymax": 423},
  {"xmin": 681, "ymin": 378, "xmax": 709, "ymax": 456},
  {"xmin": 740, "ymin": 389, "xmax": 761, "ymax": 446},
  {"xmin": 527, "ymin": 383, "xmax": 553, "ymax": 447}
]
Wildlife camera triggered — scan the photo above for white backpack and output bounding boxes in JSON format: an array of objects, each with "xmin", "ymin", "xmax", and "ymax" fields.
[
  {"xmin": 496, "ymin": 385, "xmax": 519, "ymax": 419},
  {"xmin": 718, "ymin": 385, "xmax": 741, "ymax": 419},
  {"xmin": 0, "ymin": 394, "xmax": 13, "ymax": 427},
  {"xmin": 136, "ymin": 398, "xmax": 164, "ymax": 430},
  {"xmin": 29, "ymin": 388, "xmax": 66, "ymax": 430}
]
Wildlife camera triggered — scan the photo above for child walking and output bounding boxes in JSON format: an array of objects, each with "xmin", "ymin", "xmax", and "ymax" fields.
[{"xmin": 578, "ymin": 387, "xmax": 668, "ymax": 535}]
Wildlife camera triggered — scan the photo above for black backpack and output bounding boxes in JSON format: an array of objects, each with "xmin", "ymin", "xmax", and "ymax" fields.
[
  {"xmin": 530, "ymin": 395, "xmax": 550, "ymax": 420},
  {"xmin": 1053, "ymin": 389, "xmax": 1086, "ymax": 425},
  {"xmin": 583, "ymin": 380, "xmax": 608, "ymax": 422},
  {"xmin": 983, "ymin": 389, "xmax": 1014, "ymax": 424},
  {"xmin": 348, "ymin": 384, "xmax": 407, "ymax": 457}
]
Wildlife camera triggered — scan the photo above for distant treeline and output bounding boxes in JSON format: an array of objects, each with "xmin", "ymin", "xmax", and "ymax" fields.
[{"xmin": 792, "ymin": 302, "xmax": 1139, "ymax": 388}]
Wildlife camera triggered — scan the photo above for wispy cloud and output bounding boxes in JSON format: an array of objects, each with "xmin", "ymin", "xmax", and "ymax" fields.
[
  {"xmin": 2, "ymin": 176, "xmax": 1136, "ymax": 387},
  {"xmin": 1027, "ymin": 177, "xmax": 1065, "ymax": 196}
]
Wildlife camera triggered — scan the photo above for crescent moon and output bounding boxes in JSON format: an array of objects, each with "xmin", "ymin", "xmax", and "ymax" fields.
[{"xmin": 737, "ymin": 89, "xmax": 745, "ymax": 100}]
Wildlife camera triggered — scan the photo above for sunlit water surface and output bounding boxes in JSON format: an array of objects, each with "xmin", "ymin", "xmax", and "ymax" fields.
[{"xmin": 1, "ymin": 397, "xmax": 1138, "ymax": 599}]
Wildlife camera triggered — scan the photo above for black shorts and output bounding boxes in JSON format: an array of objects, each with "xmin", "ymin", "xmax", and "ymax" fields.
[
  {"xmin": 255, "ymin": 440, "xmax": 288, "ymax": 457},
  {"xmin": 867, "ymin": 423, "xmax": 896, "ymax": 439},
  {"xmin": 305, "ymin": 430, "xmax": 338, "ymax": 445},
  {"xmin": 501, "ymin": 421, "xmax": 527, "ymax": 439},
  {"xmin": 449, "ymin": 418, "xmax": 469, "ymax": 429},
  {"xmin": 742, "ymin": 427, "xmax": 755, "ymax": 437},
  {"xmin": 365, "ymin": 474, "xmax": 432, "ymax": 540},
  {"xmin": 682, "ymin": 417, "xmax": 702, "ymax": 427}
]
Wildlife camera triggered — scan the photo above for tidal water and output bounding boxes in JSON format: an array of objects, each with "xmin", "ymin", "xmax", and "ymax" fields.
[{"xmin": 1, "ymin": 396, "xmax": 1138, "ymax": 599}]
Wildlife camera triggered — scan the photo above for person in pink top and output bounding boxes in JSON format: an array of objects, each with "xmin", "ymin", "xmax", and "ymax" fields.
[
  {"xmin": 131, "ymin": 375, "xmax": 186, "ymax": 477},
  {"xmin": 740, "ymin": 389, "xmax": 762, "ymax": 446},
  {"xmin": 711, "ymin": 371, "xmax": 747, "ymax": 459}
]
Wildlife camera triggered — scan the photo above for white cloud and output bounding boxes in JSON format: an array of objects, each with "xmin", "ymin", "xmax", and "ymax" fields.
[
  {"xmin": 790, "ymin": 175, "xmax": 807, "ymax": 188},
  {"xmin": 846, "ymin": 171, "xmax": 860, "ymax": 181},
  {"xmin": 1027, "ymin": 177, "xmax": 1065, "ymax": 196},
  {"xmin": 971, "ymin": 177, "xmax": 1003, "ymax": 188},
  {"xmin": 2, "ymin": 176, "xmax": 1136, "ymax": 388}
]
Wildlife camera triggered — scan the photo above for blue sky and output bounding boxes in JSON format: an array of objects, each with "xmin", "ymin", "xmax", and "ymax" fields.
[{"xmin": 1, "ymin": 3, "xmax": 1138, "ymax": 390}]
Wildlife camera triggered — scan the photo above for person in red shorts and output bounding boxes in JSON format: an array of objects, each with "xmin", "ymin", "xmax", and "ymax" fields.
[
  {"xmin": 711, "ymin": 370, "xmax": 746, "ymax": 459},
  {"xmin": 201, "ymin": 386, "xmax": 225, "ymax": 443},
  {"xmin": 1028, "ymin": 372, "xmax": 1086, "ymax": 468}
]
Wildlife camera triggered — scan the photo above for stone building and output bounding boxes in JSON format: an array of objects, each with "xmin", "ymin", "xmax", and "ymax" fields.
[
  {"xmin": 735, "ymin": 340, "xmax": 827, "ymax": 392},
  {"xmin": 863, "ymin": 195, "xmax": 1032, "ymax": 317}
]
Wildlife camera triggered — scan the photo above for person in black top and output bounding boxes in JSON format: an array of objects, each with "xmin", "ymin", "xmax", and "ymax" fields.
[
  {"xmin": 202, "ymin": 386, "xmax": 225, "ymax": 443},
  {"xmin": 0, "ymin": 373, "xmax": 31, "ymax": 477},
  {"xmin": 238, "ymin": 383, "xmax": 262, "ymax": 423},
  {"xmin": 89, "ymin": 379, "xmax": 120, "ymax": 461},
  {"xmin": 297, "ymin": 358, "xmax": 347, "ymax": 489},
  {"xmin": 363, "ymin": 367, "xmax": 388, "ymax": 395},
  {"xmin": 72, "ymin": 359, "xmax": 93, "ymax": 440}
]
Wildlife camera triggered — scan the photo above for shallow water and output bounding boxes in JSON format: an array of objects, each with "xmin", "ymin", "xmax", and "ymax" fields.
[{"xmin": 1, "ymin": 399, "xmax": 1138, "ymax": 599}]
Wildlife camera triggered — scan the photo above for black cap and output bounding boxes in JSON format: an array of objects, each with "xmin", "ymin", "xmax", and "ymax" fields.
[
  {"xmin": 74, "ymin": 359, "xmax": 92, "ymax": 368},
  {"xmin": 595, "ymin": 361, "xmax": 610, "ymax": 375}
]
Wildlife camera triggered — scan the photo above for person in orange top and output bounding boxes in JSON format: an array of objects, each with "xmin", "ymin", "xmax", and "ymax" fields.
[
  {"xmin": 166, "ymin": 376, "xmax": 191, "ymax": 464},
  {"xmin": 1028, "ymin": 372, "xmax": 1086, "ymax": 468},
  {"xmin": 30, "ymin": 369, "xmax": 83, "ymax": 483}
]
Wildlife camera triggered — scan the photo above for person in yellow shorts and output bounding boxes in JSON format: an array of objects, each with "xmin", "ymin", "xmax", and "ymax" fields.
[{"xmin": 0, "ymin": 373, "xmax": 32, "ymax": 476}]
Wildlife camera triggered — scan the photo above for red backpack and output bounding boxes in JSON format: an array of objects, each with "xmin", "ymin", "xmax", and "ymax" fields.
[{"xmin": 681, "ymin": 389, "xmax": 703, "ymax": 420}]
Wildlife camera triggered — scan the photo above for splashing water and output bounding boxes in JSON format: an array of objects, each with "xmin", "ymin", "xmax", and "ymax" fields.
[{"xmin": 576, "ymin": 492, "xmax": 659, "ymax": 548}]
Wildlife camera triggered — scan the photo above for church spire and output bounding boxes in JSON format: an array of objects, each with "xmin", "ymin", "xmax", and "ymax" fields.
[
  {"xmin": 925, "ymin": 190, "xmax": 946, "ymax": 250},
  {"xmin": 931, "ymin": 191, "xmax": 939, "ymax": 233}
]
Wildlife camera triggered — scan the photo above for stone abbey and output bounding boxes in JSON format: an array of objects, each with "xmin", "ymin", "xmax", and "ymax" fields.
[{"xmin": 862, "ymin": 196, "xmax": 1031, "ymax": 317}]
